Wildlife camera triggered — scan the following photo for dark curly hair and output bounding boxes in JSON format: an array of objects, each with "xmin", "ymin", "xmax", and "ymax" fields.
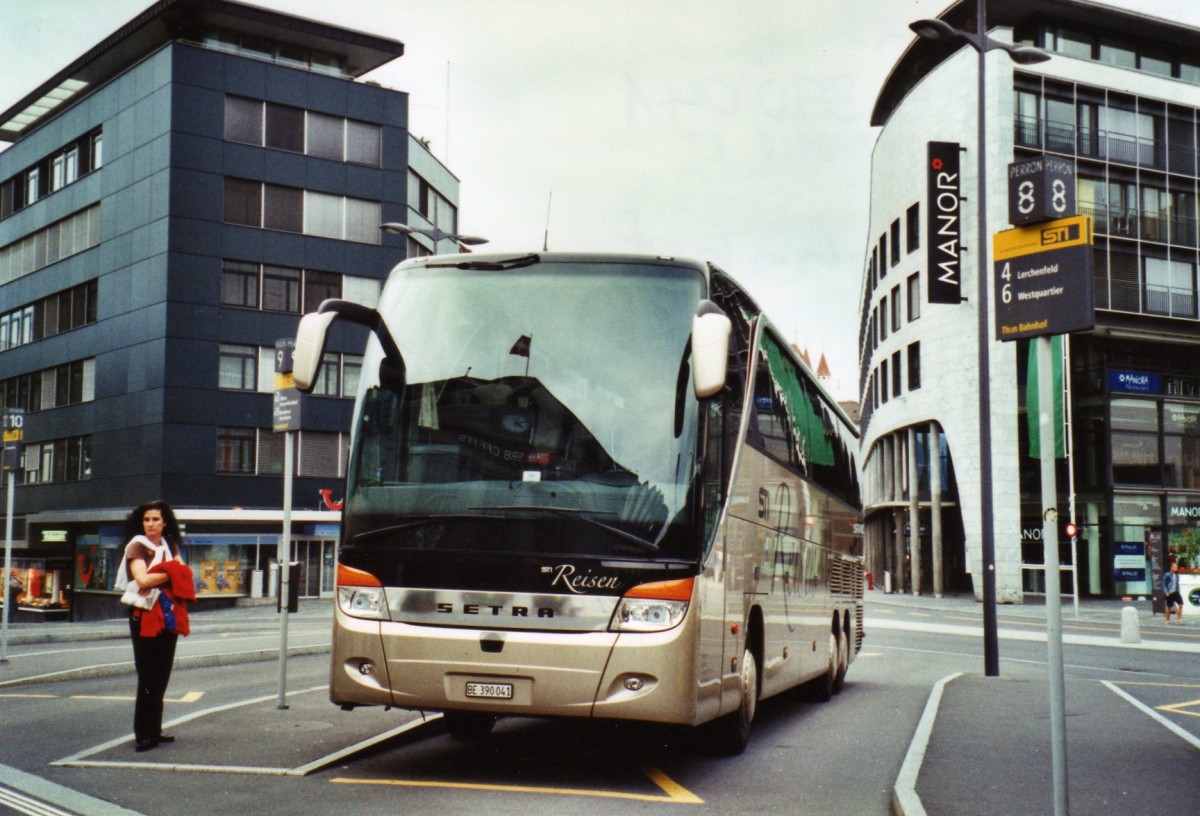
[{"xmin": 124, "ymin": 500, "xmax": 183, "ymax": 552}]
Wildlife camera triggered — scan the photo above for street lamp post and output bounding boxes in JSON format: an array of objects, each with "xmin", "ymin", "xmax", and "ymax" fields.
[
  {"xmin": 379, "ymin": 222, "xmax": 488, "ymax": 253},
  {"xmin": 909, "ymin": 1, "xmax": 1048, "ymax": 680}
]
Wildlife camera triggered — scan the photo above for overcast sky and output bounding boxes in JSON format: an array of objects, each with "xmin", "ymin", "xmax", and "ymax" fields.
[{"xmin": 2, "ymin": 0, "xmax": 1196, "ymax": 400}]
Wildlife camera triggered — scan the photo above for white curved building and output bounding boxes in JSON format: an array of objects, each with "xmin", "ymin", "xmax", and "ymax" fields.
[{"xmin": 860, "ymin": 0, "xmax": 1200, "ymax": 602}]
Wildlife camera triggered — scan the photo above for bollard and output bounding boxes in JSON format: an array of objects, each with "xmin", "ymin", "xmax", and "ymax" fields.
[{"xmin": 1120, "ymin": 605, "xmax": 1140, "ymax": 644}]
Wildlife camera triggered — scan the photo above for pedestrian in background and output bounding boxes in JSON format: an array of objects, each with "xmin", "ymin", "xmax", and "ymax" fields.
[
  {"xmin": 116, "ymin": 500, "xmax": 186, "ymax": 751},
  {"xmin": 1163, "ymin": 559, "xmax": 1184, "ymax": 625}
]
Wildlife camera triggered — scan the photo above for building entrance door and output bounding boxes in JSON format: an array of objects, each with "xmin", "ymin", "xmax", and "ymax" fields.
[{"xmin": 291, "ymin": 538, "xmax": 337, "ymax": 598}]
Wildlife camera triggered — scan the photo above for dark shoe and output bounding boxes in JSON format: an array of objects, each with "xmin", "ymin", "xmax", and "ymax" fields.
[
  {"xmin": 134, "ymin": 738, "xmax": 158, "ymax": 752},
  {"xmin": 156, "ymin": 733, "xmax": 175, "ymax": 743}
]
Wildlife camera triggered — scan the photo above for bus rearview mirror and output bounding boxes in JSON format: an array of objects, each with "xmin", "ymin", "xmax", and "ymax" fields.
[{"xmin": 692, "ymin": 308, "xmax": 731, "ymax": 399}]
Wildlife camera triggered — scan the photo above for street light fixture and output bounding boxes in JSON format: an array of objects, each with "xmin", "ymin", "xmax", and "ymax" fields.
[
  {"xmin": 379, "ymin": 222, "xmax": 489, "ymax": 249},
  {"xmin": 908, "ymin": 4, "xmax": 1049, "ymax": 680}
]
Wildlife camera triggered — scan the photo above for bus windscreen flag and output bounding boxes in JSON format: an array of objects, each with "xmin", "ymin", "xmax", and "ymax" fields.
[{"xmin": 510, "ymin": 335, "xmax": 532, "ymax": 357}]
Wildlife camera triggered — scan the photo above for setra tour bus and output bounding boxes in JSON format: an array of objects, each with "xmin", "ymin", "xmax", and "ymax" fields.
[{"xmin": 292, "ymin": 251, "xmax": 863, "ymax": 754}]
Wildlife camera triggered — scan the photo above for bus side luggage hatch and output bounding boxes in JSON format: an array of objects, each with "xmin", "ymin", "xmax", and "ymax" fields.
[{"xmin": 480, "ymin": 634, "xmax": 505, "ymax": 653}]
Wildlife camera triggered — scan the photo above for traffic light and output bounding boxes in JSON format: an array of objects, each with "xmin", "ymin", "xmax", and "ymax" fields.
[{"xmin": 1064, "ymin": 521, "xmax": 1078, "ymax": 539}]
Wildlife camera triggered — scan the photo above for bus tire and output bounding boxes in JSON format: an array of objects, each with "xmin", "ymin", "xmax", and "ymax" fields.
[
  {"xmin": 832, "ymin": 628, "xmax": 848, "ymax": 695},
  {"xmin": 709, "ymin": 645, "xmax": 758, "ymax": 755},
  {"xmin": 802, "ymin": 634, "xmax": 837, "ymax": 703},
  {"xmin": 442, "ymin": 711, "xmax": 498, "ymax": 740}
]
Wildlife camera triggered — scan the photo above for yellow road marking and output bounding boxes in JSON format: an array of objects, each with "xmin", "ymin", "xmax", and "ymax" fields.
[
  {"xmin": 1, "ymin": 691, "xmax": 204, "ymax": 703},
  {"xmin": 332, "ymin": 763, "xmax": 702, "ymax": 804},
  {"xmin": 1158, "ymin": 699, "xmax": 1200, "ymax": 719}
]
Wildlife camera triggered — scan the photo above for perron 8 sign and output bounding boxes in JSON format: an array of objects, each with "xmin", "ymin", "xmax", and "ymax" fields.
[{"xmin": 926, "ymin": 141, "xmax": 962, "ymax": 304}]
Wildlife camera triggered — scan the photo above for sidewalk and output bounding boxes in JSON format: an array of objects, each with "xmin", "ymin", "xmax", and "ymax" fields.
[{"xmin": 876, "ymin": 592, "xmax": 1200, "ymax": 816}]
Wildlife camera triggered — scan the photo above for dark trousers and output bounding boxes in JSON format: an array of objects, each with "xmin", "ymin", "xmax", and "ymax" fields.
[{"xmin": 129, "ymin": 617, "xmax": 178, "ymax": 741}]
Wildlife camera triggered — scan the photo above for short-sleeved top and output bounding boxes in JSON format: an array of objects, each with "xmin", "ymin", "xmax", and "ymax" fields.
[{"xmin": 125, "ymin": 537, "xmax": 177, "ymax": 569}]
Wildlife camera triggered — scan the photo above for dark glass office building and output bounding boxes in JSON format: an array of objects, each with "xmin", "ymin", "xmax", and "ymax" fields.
[{"xmin": 0, "ymin": 0, "xmax": 461, "ymax": 619}]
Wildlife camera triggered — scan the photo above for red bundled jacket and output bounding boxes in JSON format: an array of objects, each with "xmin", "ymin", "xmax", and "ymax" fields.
[{"xmin": 136, "ymin": 561, "xmax": 196, "ymax": 637}]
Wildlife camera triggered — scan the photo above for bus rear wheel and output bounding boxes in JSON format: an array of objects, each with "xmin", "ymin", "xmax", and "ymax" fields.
[{"xmin": 708, "ymin": 645, "xmax": 758, "ymax": 755}]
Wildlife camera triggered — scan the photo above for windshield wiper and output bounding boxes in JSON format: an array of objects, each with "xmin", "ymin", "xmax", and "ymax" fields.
[
  {"xmin": 427, "ymin": 253, "xmax": 541, "ymax": 271},
  {"xmin": 471, "ymin": 505, "xmax": 660, "ymax": 554},
  {"xmin": 352, "ymin": 514, "xmax": 497, "ymax": 544}
]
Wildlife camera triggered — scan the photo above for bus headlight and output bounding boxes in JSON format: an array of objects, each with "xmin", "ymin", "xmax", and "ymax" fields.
[
  {"xmin": 338, "ymin": 586, "xmax": 387, "ymax": 619},
  {"xmin": 336, "ymin": 563, "xmax": 389, "ymax": 620},
  {"xmin": 610, "ymin": 577, "xmax": 693, "ymax": 632}
]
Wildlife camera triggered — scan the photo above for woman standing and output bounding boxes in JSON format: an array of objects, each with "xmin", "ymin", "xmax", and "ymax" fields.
[{"xmin": 119, "ymin": 500, "xmax": 185, "ymax": 752}]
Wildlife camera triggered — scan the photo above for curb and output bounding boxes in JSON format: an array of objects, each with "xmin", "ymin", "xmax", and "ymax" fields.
[{"xmin": 0, "ymin": 643, "xmax": 330, "ymax": 688}]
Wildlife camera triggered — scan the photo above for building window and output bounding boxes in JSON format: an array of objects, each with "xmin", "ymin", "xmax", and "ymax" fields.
[
  {"xmin": 224, "ymin": 96, "xmax": 381, "ymax": 166},
  {"xmin": 880, "ymin": 360, "xmax": 889, "ymax": 404},
  {"xmin": 878, "ymin": 294, "xmax": 888, "ymax": 341},
  {"xmin": 890, "ymin": 285, "xmax": 902, "ymax": 333},
  {"xmin": 303, "ymin": 270, "xmax": 340, "ymax": 311},
  {"xmin": 221, "ymin": 260, "xmax": 259, "ymax": 308},
  {"xmin": 1145, "ymin": 256, "xmax": 1196, "ymax": 318},
  {"xmin": 891, "ymin": 350, "xmax": 902, "ymax": 398},
  {"xmin": 1164, "ymin": 403, "xmax": 1200, "ymax": 489},
  {"xmin": 1111, "ymin": 399, "xmax": 1160, "ymax": 485},
  {"xmin": 217, "ymin": 428, "xmax": 257, "ymax": 474},
  {"xmin": 222, "ymin": 261, "xmax": 355, "ymax": 314},
  {"xmin": 907, "ymin": 273, "xmax": 921, "ymax": 322},
  {"xmin": 346, "ymin": 120, "xmax": 381, "ymax": 166},
  {"xmin": 23, "ymin": 436, "xmax": 91, "ymax": 484},
  {"xmin": 224, "ymin": 95, "xmax": 262, "ymax": 143},
  {"xmin": 263, "ymin": 183, "xmax": 303, "ymax": 233},
  {"xmin": 890, "ymin": 219, "xmax": 901, "ymax": 267},
  {"xmin": 262, "ymin": 265, "xmax": 302, "ymax": 313},
  {"xmin": 307, "ymin": 112, "xmax": 344, "ymax": 160},
  {"xmin": 0, "ymin": 280, "xmax": 97, "ymax": 353},
  {"xmin": 908, "ymin": 342, "xmax": 921, "ymax": 391},
  {"xmin": 878, "ymin": 233, "xmax": 888, "ymax": 279},
  {"xmin": 906, "ymin": 203, "xmax": 920, "ymax": 254},
  {"xmin": 343, "ymin": 354, "xmax": 362, "ymax": 397},
  {"xmin": 223, "ymin": 178, "xmax": 262, "ymax": 227},
  {"xmin": 218, "ymin": 344, "xmax": 258, "ymax": 391},
  {"xmin": 298, "ymin": 431, "xmax": 344, "ymax": 478},
  {"xmin": 223, "ymin": 178, "xmax": 380, "ymax": 244},
  {"xmin": 265, "ymin": 102, "xmax": 305, "ymax": 153},
  {"xmin": 1, "ymin": 129, "xmax": 101, "ymax": 220},
  {"xmin": 1, "ymin": 358, "xmax": 93, "ymax": 413}
]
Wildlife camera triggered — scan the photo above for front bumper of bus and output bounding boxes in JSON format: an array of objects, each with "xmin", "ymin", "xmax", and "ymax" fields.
[{"xmin": 330, "ymin": 601, "xmax": 706, "ymax": 726}]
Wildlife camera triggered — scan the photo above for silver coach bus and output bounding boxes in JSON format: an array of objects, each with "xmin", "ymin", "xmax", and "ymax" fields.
[{"xmin": 293, "ymin": 252, "xmax": 863, "ymax": 754}]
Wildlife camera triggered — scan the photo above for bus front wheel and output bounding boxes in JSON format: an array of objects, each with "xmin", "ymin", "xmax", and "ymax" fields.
[{"xmin": 709, "ymin": 645, "xmax": 758, "ymax": 755}]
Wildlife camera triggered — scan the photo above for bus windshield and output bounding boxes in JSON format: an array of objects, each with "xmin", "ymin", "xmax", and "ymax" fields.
[{"xmin": 345, "ymin": 258, "xmax": 707, "ymax": 562}]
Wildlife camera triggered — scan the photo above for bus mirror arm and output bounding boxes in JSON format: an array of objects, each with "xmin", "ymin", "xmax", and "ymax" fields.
[
  {"xmin": 293, "ymin": 299, "xmax": 405, "ymax": 393},
  {"xmin": 692, "ymin": 300, "xmax": 732, "ymax": 399}
]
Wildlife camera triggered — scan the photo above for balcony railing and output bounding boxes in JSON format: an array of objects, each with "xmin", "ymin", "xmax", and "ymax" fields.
[
  {"xmin": 1015, "ymin": 116, "xmax": 1168, "ymax": 169},
  {"xmin": 1077, "ymin": 201, "xmax": 1198, "ymax": 247},
  {"xmin": 1145, "ymin": 284, "xmax": 1197, "ymax": 319}
]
